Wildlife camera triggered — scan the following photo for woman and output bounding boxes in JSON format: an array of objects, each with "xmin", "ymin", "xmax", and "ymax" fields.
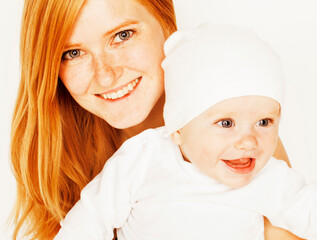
[{"xmin": 10, "ymin": 0, "xmax": 302, "ymax": 239}]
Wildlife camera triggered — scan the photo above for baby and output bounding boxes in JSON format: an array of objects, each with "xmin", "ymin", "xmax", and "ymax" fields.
[{"xmin": 55, "ymin": 24, "xmax": 317, "ymax": 240}]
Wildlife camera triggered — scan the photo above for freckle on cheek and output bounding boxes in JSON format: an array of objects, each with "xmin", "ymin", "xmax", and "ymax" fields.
[
  {"xmin": 66, "ymin": 70, "xmax": 90, "ymax": 95},
  {"xmin": 130, "ymin": 46, "xmax": 155, "ymax": 70}
]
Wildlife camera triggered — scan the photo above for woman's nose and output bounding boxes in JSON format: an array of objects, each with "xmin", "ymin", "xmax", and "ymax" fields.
[
  {"xmin": 234, "ymin": 133, "xmax": 258, "ymax": 151},
  {"xmin": 93, "ymin": 53, "xmax": 123, "ymax": 86}
]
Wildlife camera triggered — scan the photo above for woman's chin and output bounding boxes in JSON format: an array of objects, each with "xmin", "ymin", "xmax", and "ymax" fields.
[
  {"xmin": 104, "ymin": 95, "xmax": 165, "ymax": 132},
  {"xmin": 110, "ymin": 119, "xmax": 144, "ymax": 130},
  {"xmin": 105, "ymin": 112, "xmax": 149, "ymax": 130}
]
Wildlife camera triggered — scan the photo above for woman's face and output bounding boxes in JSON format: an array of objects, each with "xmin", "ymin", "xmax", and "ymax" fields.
[{"xmin": 59, "ymin": 0, "xmax": 166, "ymax": 129}]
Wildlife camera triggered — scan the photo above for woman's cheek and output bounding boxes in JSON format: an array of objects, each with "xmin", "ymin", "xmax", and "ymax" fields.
[
  {"xmin": 60, "ymin": 62, "xmax": 93, "ymax": 96},
  {"xmin": 123, "ymin": 45, "xmax": 154, "ymax": 71},
  {"xmin": 127, "ymin": 36, "xmax": 165, "ymax": 72}
]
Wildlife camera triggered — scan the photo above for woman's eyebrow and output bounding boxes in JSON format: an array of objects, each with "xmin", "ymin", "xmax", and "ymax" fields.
[
  {"xmin": 63, "ymin": 43, "xmax": 83, "ymax": 51},
  {"xmin": 63, "ymin": 20, "xmax": 139, "ymax": 50},
  {"xmin": 103, "ymin": 20, "xmax": 139, "ymax": 38}
]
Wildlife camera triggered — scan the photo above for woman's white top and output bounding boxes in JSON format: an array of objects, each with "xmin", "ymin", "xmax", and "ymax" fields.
[{"xmin": 54, "ymin": 128, "xmax": 317, "ymax": 240}]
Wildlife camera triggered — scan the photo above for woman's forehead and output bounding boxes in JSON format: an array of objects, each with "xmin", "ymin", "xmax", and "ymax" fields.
[
  {"xmin": 66, "ymin": 0, "xmax": 155, "ymax": 43},
  {"xmin": 75, "ymin": 0, "xmax": 151, "ymax": 29}
]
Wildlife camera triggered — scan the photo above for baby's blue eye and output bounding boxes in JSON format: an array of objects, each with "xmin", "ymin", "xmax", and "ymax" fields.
[
  {"xmin": 256, "ymin": 119, "xmax": 271, "ymax": 127},
  {"xmin": 216, "ymin": 119, "xmax": 234, "ymax": 128}
]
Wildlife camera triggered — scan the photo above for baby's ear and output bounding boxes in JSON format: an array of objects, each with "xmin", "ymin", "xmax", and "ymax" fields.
[{"xmin": 171, "ymin": 130, "xmax": 183, "ymax": 145}]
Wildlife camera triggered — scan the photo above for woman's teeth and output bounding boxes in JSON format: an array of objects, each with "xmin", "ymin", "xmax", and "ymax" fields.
[{"xmin": 102, "ymin": 78, "xmax": 140, "ymax": 100}]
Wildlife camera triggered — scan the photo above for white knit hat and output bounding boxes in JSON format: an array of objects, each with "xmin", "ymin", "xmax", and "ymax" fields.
[{"xmin": 162, "ymin": 23, "xmax": 285, "ymax": 134}]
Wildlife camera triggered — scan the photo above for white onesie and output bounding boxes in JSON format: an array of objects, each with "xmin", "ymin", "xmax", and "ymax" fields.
[{"xmin": 55, "ymin": 127, "xmax": 317, "ymax": 240}]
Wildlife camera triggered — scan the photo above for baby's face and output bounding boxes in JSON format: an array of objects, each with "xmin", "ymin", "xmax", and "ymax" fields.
[{"xmin": 172, "ymin": 96, "xmax": 280, "ymax": 188}]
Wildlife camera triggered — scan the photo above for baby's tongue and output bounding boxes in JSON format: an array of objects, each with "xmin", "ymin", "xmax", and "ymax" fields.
[{"xmin": 227, "ymin": 158, "xmax": 251, "ymax": 165}]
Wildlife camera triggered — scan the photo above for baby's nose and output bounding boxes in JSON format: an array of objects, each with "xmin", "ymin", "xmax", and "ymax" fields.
[{"xmin": 234, "ymin": 134, "xmax": 258, "ymax": 150}]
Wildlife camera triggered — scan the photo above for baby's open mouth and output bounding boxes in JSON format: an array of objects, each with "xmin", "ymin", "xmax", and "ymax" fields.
[
  {"xmin": 222, "ymin": 158, "xmax": 255, "ymax": 173},
  {"xmin": 98, "ymin": 77, "xmax": 141, "ymax": 100},
  {"xmin": 224, "ymin": 158, "xmax": 253, "ymax": 167}
]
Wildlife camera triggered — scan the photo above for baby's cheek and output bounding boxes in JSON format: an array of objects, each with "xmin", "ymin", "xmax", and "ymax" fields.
[
  {"xmin": 200, "ymin": 147, "xmax": 217, "ymax": 167},
  {"xmin": 264, "ymin": 131, "xmax": 279, "ymax": 154}
]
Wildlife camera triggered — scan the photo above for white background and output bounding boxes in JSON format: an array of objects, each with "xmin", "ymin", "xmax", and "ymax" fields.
[{"xmin": 1, "ymin": 0, "xmax": 317, "ymax": 239}]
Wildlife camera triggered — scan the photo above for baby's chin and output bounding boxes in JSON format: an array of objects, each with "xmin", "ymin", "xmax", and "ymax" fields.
[
  {"xmin": 223, "ymin": 178, "xmax": 253, "ymax": 189},
  {"xmin": 222, "ymin": 164, "xmax": 269, "ymax": 189},
  {"xmin": 219, "ymin": 170, "xmax": 257, "ymax": 188}
]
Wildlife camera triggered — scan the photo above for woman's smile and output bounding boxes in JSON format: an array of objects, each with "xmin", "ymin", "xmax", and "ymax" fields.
[{"xmin": 97, "ymin": 77, "xmax": 141, "ymax": 101}]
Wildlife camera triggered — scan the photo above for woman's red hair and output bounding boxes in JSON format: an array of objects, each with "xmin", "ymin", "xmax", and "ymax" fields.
[{"xmin": 10, "ymin": 0, "xmax": 176, "ymax": 239}]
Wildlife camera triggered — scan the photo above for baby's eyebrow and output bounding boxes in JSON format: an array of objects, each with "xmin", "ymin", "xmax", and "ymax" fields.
[
  {"xmin": 260, "ymin": 108, "xmax": 281, "ymax": 117},
  {"xmin": 207, "ymin": 111, "xmax": 235, "ymax": 119},
  {"xmin": 208, "ymin": 109, "xmax": 236, "ymax": 115}
]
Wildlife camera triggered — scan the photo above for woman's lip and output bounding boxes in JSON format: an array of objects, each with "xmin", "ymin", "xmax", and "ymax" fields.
[
  {"xmin": 222, "ymin": 158, "xmax": 256, "ymax": 174},
  {"xmin": 97, "ymin": 77, "xmax": 141, "ymax": 101}
]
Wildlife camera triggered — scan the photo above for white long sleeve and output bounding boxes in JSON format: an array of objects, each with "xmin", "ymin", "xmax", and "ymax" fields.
[
  {"xmin": 54, "ymin": 133, "xmax": 148, "ymax": 240},
  {"xmin": 262, "ymin": 161, "xmax": 317, "ymax": 239},
  {"xmin": 214, "ymin": 159, "xmax": 317, "ymax": 240},
  {"xmin": 54, "ymin": 128, "xmax": 317, "ymax": 240}
]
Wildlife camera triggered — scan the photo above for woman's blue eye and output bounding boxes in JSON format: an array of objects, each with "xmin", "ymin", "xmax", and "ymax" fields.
[
  {"xmin": 113, "ymin": 30, "xmax": 134, "ymax": 44},
  {"xmin": 69, "ymin": 50, "xmax": 80, "ymax": 58},
  {"xmin": 256, "ymin": 118, "xmax": 271, "ymax": 127},
  {"xmin": 118, "ymin": 30, "xmax": 131, "ymax": 40},
  {"xmin": 62, "ymin": 49, "xmax": 83, "ymax": 61},
  {"xmin": 216, "ymin": 119, "xmax": 234, "ymax": 128}
]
